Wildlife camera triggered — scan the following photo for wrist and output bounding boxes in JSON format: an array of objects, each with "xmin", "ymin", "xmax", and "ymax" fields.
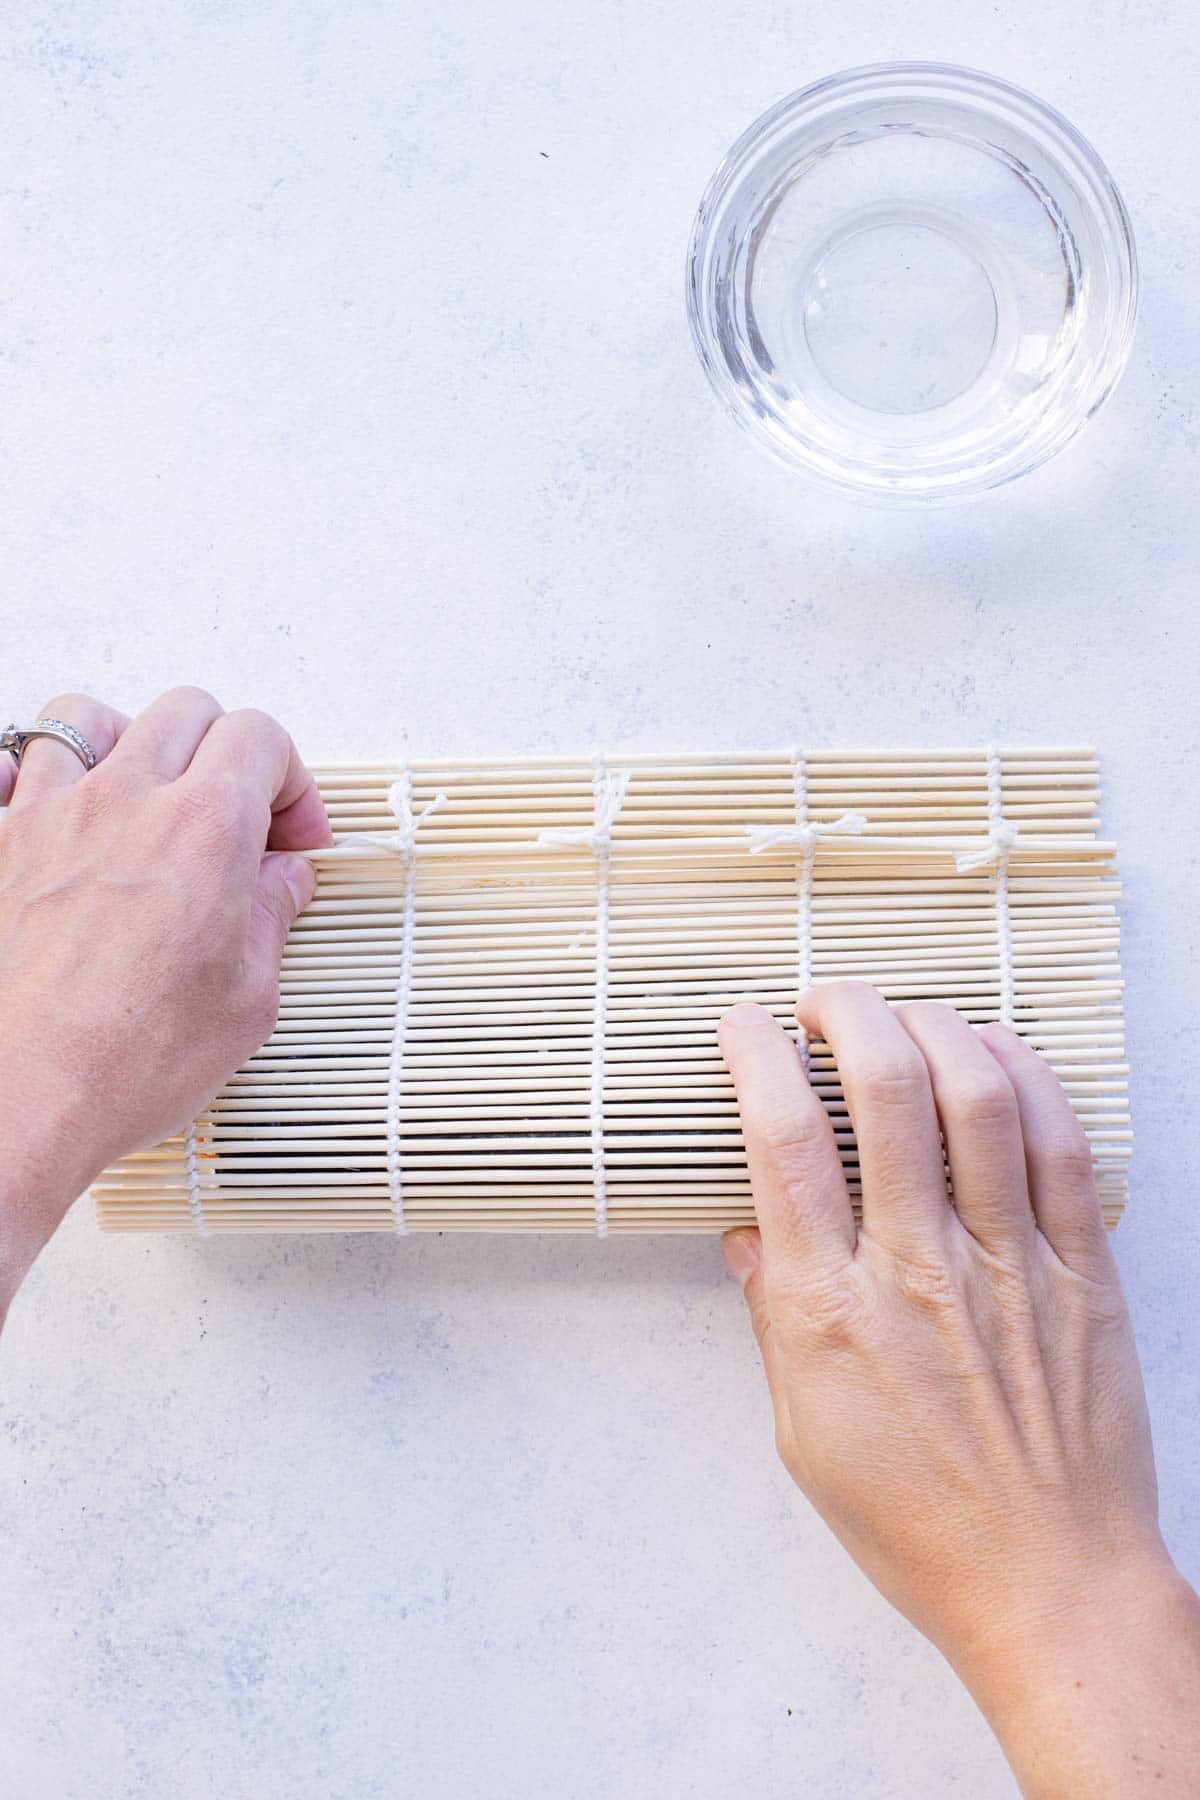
[
  {"xmin": 0, "ymin": 1058, "xmax": 100, "ymax": 1312},
  {"xmin": 955, "ymin": 1545, "xmax": 1200, "ymax": 1796}
]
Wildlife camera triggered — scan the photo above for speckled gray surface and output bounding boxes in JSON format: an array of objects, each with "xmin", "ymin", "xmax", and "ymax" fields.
[{"xmin": 2, "ymin": 3, "xmax": 1198, "ymax": 1796}]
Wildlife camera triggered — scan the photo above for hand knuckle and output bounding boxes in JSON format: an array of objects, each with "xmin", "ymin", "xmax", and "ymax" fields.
[
  {"xmin": 40, "ymin": 690, "xmax": 95, "ymax": 719},
  {"xmin": 894, "ymin": 1254, "xmax": 960, "ymax": 1320},
  {"xmin": 230, "ymin": 706, "xmax": 281, "ymax": 738},
  {"xmin": 943, "ymin": 1071, "xmax": 1016, "ymax": 1132},
  {"xmin": 747, "ymin": 1105, "xmax": 830, "ymax": 1189},
  {"xmin": 225, "ymin": 708, "xmax": 286, "ymax": 761},
  {"xmin": 767, "ymin": 1266, "xmax": 861, "ymax": 1350},
  {"xmin": 749, "ymin": 1099, "xmax": 822, "ymax": 1154},
  {"xmin": 896, "ymin": 999, "xmax": 941, "ymax": 1018},
  {"xmin": 858, "ymin": 1055, "xmax": 926, "ymax": 1108},
  {"xmin": 896, "ymin": 999, "xmax": 953, "ymax": 1030},
  {"xmin": 763, "ymin": 1144, "xmax": 829, "ymax": 1215},
  {"xmin": 163, "ymin": 684, "xmax": 219, "ymax": 712},
  {"xmin": 1047, "ymin": 1125, "xmax": 1096, "ymax": 1183}
]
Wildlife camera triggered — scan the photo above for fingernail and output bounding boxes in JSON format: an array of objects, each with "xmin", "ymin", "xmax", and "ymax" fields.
[
  {"xmin": 281, "ymin": 854, "xmax": 316, "ymax": 914},
  {"xmin": 722, "ymin": 1231, "xmax": 762, "ymax": 1287}
]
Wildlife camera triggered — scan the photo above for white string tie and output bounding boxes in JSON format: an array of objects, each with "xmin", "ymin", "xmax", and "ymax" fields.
[
  {"xmin": 537, "ymin": 758, "xmax": 629, "ymax": 1236},
  {"xmin": 297, "ymin": 788, "xmax": 448, "ymax": 860},
  {"xmin": 386, "ymin": 773, "xmax": 445, "ymax": 1235},
  {"xmin": 955, "ymin": 818, "xmax": 1019, "ymax": 874},
  {"xmin": 536, "ymin": 768, "xmax": 631, "ymax": 853},
  {"xmin": 746, "ymin": 811, "xmax": 869, "ymax": 854},
  {"xmin": 976, "ymin": 748, "xmax": 1015, "ymax": 1028},
  {"xmin": 386, "ymin": 784, "xmax": 448, "ymax": 860},
  {"xmin": 771, "ymin": 762, "xmax": 870, "ymax": 1077}
]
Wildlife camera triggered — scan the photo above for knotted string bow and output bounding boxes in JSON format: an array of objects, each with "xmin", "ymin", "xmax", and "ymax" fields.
[
  {"xmin": 955, "ymin": 820, "xmax": 1019, "ymax": 873},
  {"xmin": 536, "ymin": 769, "xmax": 631, "ymax": 852},
  {"xmin": 745, "ymin": 810, "xmax": 868, "ymax": 854}
]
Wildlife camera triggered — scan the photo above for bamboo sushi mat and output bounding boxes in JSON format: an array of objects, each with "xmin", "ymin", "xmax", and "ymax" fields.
[{"xmin": 94, "ymin": 748, "xmax": 1130, "ymax": 1235}]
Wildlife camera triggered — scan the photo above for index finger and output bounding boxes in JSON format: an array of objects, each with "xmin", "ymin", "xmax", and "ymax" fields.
[
  {"xmin": 719, "ymin": 1002, "xmax": 855, "ymax": 1277},
  {"xmin": 179, "ymin": 709, "xmax": 335, "ymax": 857}
]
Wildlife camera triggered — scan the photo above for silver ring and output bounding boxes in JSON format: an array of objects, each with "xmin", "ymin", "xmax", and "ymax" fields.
[{"xmin": 1, "ymin": 717, "xmax": 98, "ymax": 772}]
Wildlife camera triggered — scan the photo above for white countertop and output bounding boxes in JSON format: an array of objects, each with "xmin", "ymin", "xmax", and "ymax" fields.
[{"xmin": 3, "ymin": 3, "xmax": 1198, "ymax": 1794}]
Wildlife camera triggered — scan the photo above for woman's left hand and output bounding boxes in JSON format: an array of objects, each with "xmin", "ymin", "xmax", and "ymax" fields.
[{"xmin": 0, "ymin": 687, "xmax": 334, "ymax": 1312}]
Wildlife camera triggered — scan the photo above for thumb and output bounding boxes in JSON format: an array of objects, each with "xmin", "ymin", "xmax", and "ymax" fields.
[
  {"xmin": 245, "ymin": 850, "xmax": 315, "ymax": 974},
  {"xmin": 723, "ymin": 1228, "xmax": 772, "ymax": 1347},
  {"xmin": 723, "ymin": 1228, "xmax": 795, "ymax": 1461}
]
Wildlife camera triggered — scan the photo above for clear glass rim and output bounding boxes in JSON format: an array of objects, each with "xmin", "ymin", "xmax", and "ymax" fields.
[{"xmin": 685, "ymin": 61, "xmax": 1139, "ymax": 506}]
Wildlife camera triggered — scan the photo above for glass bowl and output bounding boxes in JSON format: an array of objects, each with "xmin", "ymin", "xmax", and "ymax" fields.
[{"xmin": 686, "ymin": 63, "xmax": 1138, "ymax": 506}]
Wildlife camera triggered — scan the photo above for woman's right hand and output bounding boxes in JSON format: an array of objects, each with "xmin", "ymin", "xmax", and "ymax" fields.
[{"xmin": 720, "ymin": 985, "xmax": 1200, "ymax": 1797}]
